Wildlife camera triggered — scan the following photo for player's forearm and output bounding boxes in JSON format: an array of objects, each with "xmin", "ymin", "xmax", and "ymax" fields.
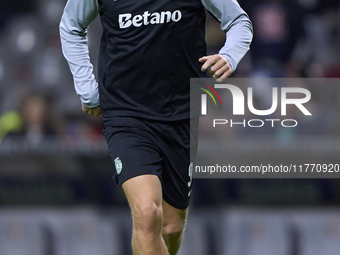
[
  {"xmin": 59, "ymin": 0, "xmax": 100, "ymax": 108},
  {"xmin": 60, "ymin": 28, "xmax": 100, "ymax": 108},
  {"xmin": 219, "ymin": 15, "xmax": 253, "ymax": 71},
  {"xmin": 202, "ymin": 0, "xmax": 253, "ymax": 72}
]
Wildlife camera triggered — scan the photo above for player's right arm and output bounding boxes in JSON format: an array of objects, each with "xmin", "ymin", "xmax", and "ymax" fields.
[{"xmin": 59, "ymin": 0, "xmax": 101, "ymax": 116}]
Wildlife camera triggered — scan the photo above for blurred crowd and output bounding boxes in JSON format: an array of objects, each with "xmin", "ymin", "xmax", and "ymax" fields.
[
  {"xmin": 0, "ymin": 0, "xmax": 103, "ymax": 145},
  {"xmin": 0, "ymin": 0, "xmax": 340, "ymax": 144}
]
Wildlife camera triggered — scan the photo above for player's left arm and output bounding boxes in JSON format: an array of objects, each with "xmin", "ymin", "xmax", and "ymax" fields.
[{"xmin": 200, "ymin": 0, "xmax": 253, "ymax": 82}]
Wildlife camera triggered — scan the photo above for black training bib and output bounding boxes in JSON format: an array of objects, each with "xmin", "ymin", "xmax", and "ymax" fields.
[{"xmin": 97, "ymin": 0, "xmax": 207, "ymax": 121}]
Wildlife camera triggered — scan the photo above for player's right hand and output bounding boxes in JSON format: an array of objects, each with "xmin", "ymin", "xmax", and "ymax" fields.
[{"xmin": 82, "ymin": 105, "xmax": 102, "ymax": 117}]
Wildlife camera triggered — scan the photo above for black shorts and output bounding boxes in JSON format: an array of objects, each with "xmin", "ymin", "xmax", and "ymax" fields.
[{"xmin": 103, "ymin": 117, "xmax": 199, "ymax": 209}]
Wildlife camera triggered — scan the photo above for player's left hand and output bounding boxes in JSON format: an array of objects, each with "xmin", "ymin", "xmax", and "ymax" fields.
[{"xmin": 199, "ymin": 54, "xmax": 232, "ymax": 82}]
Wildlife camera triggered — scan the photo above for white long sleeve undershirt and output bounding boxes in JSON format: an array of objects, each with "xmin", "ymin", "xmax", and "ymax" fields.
[{"xmin": 60, "ymin": 0, "xmax": 253, "ymax": 108}]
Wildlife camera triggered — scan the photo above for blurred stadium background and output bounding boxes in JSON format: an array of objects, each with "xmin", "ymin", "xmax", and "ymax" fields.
[{"xmin": 0, "ymin": 0, "xmax": 340, "ymax": 254}]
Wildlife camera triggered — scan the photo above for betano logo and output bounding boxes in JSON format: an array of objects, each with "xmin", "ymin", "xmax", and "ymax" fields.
[
  {"xmin": 119, "ymin": 10, "xmax": 182, "ymax": 29},
  {"xmin": 198, "ymin": 83, "xmax": 312, "ymax": 128}
]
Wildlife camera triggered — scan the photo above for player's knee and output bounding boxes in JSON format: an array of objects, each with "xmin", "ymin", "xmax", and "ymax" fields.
[
  {"xmin": 162, "ymin": 220, "xmax": 185, "ymax": 240},
  {"xmin": 133, "ymin": 202, "xmax": 163, "ymax": 234}
]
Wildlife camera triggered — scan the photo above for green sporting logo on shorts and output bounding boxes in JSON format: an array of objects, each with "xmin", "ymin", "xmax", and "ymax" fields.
[{"xmin": 114, "ymin": 157, "xmax": 123, "ymax": 174}]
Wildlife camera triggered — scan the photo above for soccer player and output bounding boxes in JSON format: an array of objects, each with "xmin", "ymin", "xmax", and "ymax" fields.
[{"xmin": 60, "ymin": 0, "xmax": 252, "ymax": 254}]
